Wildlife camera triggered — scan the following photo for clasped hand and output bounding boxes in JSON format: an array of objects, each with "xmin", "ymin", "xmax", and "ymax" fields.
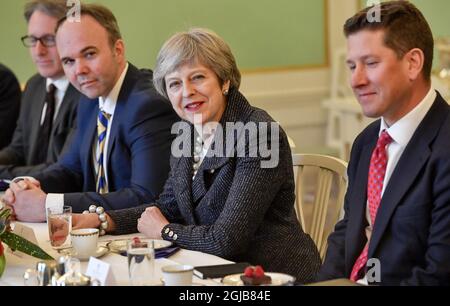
[{"xmin": 1, "ymin": 178, "xmax": 47, "ymax": 222}]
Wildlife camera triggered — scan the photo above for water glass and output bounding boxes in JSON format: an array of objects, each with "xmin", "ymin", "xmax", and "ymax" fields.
[
  {"xmin": 47, "ymin": 206, "xmax": 72, "ymax": 249},
  {"xmin": 127, "ymin": 239, "xmax": 155, "ymax": 286}
]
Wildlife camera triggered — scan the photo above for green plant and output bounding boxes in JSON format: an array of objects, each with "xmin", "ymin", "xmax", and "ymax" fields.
[{"xmin": 0, "ymin": 207, "xmax": 53, "ymax": 277}]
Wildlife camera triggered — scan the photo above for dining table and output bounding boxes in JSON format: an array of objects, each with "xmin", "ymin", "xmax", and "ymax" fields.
[{"xmin": 0, "ymin": 221, "xmax": 232, "ymax": 286}]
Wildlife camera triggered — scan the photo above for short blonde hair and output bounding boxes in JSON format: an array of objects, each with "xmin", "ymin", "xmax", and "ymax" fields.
[{"xmin": 153, "ymin": 28, "xmax": 241, "ymax": 99}]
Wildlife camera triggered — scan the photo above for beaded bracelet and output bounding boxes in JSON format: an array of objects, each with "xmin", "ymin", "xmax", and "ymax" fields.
[{"xmin": 82, "ymin": 204, "xmax": 108, "ymax": 236}]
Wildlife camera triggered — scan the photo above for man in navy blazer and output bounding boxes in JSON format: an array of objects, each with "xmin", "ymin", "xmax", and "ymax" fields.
[
  {"xmin": 317, "ymin": 1, "xmax": 450, "ymax": 285},
  {"xmin": 3, "ymin": 4, "xmax": 178, "ymax": 223}
]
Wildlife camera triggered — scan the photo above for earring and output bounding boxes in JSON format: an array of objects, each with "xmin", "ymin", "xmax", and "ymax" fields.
[{"xmin": 223, "ymin": 89, "xmax": 229, "ymax": 96}]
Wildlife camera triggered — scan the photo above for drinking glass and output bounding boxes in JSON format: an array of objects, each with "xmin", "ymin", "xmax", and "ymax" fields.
[
  {"xmin": 127, "ymin": 238, "xmax": 155, "ymax": 286},
  {"xmin": 47, "ymin": 206, "xmax": 72, "ymax": 249}
]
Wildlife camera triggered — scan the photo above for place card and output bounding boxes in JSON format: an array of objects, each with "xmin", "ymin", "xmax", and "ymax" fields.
[
  {"xmin": 12, "ymin": 223, "xmax": 39, "ymax": 244},
  {"xmin": 7, "ymin": 223, "xmax": 39, "ymax": 258},
  {"xmin": 86, "ymin": 257, "xmax": 116, "ymax": 286}
]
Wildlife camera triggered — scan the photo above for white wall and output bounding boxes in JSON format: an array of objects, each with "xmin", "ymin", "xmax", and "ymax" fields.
[{"xmin": 239, "ymin": 0, "xmax": 358, "ymax": 154}]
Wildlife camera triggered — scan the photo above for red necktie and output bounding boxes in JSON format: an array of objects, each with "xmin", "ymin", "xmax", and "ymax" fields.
[{"xmin": 350, "ymin": 130, "xmax": 393, "ymax": 281}]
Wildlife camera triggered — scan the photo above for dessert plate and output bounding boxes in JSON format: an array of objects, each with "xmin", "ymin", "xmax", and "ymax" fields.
[
  {"xmin": 106, "ymin": 239, "xmax": 172, "ymax": 253},
  {"xmin": 222, "ymin": 272, "xmax": 296, "ymax": 286}
]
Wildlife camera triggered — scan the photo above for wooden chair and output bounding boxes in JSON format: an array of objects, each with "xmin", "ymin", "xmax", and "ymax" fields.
[{"xmin": 292, "ymin": 154, "xmax": 348, "ymax": 261}]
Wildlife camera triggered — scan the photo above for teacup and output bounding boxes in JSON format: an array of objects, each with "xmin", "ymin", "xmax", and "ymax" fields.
[
  {"xmin": 70, "ymin": 228, "xmax": 99, "ymax": 257},
  {"xmin": 161, "ymin": 265, "xmax": 194, "ymax": 286}
]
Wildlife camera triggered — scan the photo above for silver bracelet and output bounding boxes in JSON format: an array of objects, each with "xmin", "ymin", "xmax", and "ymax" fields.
[{"xmin": 82, "ymin": 204, "xmax": 108, "ymax": 236}]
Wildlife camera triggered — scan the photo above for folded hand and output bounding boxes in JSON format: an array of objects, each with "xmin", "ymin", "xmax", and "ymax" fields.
[
  {"xmin": 137, "ymin": 206, "xmax": 169, "ymax": 239},
  {"xmin": 8, "ymin": 180, "xmax": 47, "ymax": 223},
  {"xmin": 1, "ymin": 178, "xmax": 40, "ymax": 206}
]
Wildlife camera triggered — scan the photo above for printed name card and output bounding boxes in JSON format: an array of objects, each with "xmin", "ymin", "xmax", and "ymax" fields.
[{"xmin": 86, "ymin": 257, "xmax": 116, "ymax": 286}]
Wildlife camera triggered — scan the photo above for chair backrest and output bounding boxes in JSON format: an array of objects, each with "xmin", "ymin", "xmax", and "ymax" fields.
[{"xmin": 292, "ymin": 153, "xmax": 348, "ymax": 261}]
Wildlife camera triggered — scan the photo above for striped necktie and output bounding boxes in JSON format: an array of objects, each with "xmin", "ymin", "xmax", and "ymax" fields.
[{"xmin": 96, "ymin": 110, "xmax": 111, "ymax": 194}]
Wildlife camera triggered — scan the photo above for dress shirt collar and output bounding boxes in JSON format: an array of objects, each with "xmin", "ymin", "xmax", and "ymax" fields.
[
  {"xmin": 98, "ymin": 63, "xmax": 129, "ymax": 115},
  {"xmin": 380, "ymin": 87, "xmax": 436, "ymax": 148},
  {"xmin": 46, "ymin": 76, "xmax": 69, "ymax": 93}
]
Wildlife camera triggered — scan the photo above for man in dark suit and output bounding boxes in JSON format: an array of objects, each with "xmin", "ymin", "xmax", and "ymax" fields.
[
  {"xmin": 3, "ymin": 4, "xmax": 178, "ymax": 225},
  {"xmin": 318, "ymin": 1, "xmax": 450, "ymax": 285},
  {"xmin": 0, "ymin": 0, "xmax": 80, "ymax": 179},
  {"xmin": 0, "ymin": 63, "xmax": 21, "ymax": 150}
]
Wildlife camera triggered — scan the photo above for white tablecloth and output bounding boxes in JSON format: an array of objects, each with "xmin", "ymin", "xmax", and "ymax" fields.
[{"xmin": 0, "ymin": 222, "xmax": 231, "ymax": 286}]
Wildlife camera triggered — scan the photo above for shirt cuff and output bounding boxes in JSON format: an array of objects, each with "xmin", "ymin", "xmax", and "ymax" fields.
[{"xmin": 45, "ymin": 193, "xmax": 65, "ymax": 217}]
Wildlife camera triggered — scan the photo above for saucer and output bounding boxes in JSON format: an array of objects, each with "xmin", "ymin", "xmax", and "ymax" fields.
[
  {"xmin": 107, "ymin": 239, "xmax": 172, "ymax": 254},
  {"xmin": 58, "ymin": 246, "xmax": 109, "ymax": 261},
  {"xmin": 160, "ymin": 278, "xmax": 205, "ymax": 286}
]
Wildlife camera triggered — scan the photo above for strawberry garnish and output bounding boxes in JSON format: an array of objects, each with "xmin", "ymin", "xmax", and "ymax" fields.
[
  {"xmin": 244, "ymin": 266, "xmax": 254, "ymax": 277},
  {"xmin": 254, "ymin": 265, "xmax": 265, "ymax": 278}
]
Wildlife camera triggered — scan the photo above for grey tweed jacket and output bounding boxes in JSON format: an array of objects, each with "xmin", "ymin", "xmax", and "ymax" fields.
[{"xmin": 109, "ymin": 88, "xmax": 321, "ymax": 283}]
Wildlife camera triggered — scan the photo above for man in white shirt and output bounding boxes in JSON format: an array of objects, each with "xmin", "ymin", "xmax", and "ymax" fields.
[
  {"xmin": 318, "ymin": 1, "xmax": 450, "ymax": 285},
  {"xmin": 0, "ymin": 0, "xmax": 80, "ymax": 179},
  {"xmin": 2, "ymin": 4, "xmax": 178, "ymax": 226}
]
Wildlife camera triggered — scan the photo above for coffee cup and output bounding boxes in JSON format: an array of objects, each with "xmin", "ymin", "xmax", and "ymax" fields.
[
  {"xmin": 70, "ymin": 228, "xmax": 99, "ymax": 257},
  {"xmin": 161, "ymin": 265, "xmax": 194, "ymax": 286}
]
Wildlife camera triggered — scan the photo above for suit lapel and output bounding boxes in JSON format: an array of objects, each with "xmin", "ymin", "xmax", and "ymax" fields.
[
  {"xmin": 52, "ymin": 85, "xmax": 77, "ymax": 133},
  {"xmin": 106, "ymin": 64, "xmax": 139, "ymax": 169},
  {"xmin": 345, "ymin": 129, "xmax": 377, "ymax": 272},
  {"xmin": 368, "ymin": 95, "xmax": 449, "ymax": 258},
  {"xmin": 192, "ymin": 156, "xmax": 230, "ymax": 203},
  {"xmin": 83, "ymin": 101, "xmax": 99, "ymax": 189},
  {"xmin": 28, "ymin": 80, "xmax": 47, "ymax": 164}
]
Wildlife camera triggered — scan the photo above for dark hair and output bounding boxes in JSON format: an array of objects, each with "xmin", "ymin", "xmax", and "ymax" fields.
[
  {"xmin": 24, "ymin": 0, "xmax": 67, "ymax": 23},
  {"xmin": 344, "ymin": 0, "xmax": 434, "ymax": 81},
  {"xmin": 56, "ymin": 3, "xmax": 122, "ymax": 47}
]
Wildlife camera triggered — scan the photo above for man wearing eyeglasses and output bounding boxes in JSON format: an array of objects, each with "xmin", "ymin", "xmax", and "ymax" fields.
[{"xmin": 0, "ymin": 0, "xmax": 80, "ymax": 180}]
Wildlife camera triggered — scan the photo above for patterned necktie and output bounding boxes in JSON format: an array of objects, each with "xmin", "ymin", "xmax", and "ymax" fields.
[
  {"xmin": 36, "ymin": 84, "xmax": 56, "ymax": 164},
  {"xmin": 96, "ymin": 111, "xmax": 111, "ymax": 194},
  {"xmin": 350, "ymin": 130, "xmax": 393, "ymax": 282}
]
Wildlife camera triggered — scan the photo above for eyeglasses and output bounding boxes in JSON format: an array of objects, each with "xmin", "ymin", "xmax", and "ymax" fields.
[{"xmin": 21, "ymin": 35, "xmax": 56, "ymax": 48}]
